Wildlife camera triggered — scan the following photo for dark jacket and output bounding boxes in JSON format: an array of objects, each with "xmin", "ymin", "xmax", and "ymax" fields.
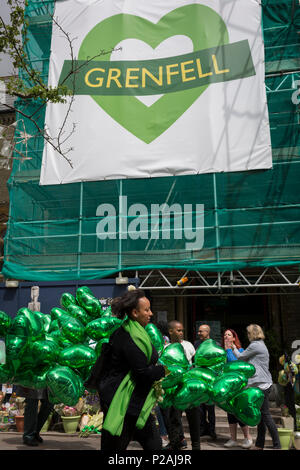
[{"xmin": 98, "ymin": 326, "xmax": 165, "ymax": 417}]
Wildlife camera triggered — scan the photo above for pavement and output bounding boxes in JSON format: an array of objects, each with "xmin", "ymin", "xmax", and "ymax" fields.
[{"xmin": 0, "ymin": 429, "xmax": 284, "ymax": 451}]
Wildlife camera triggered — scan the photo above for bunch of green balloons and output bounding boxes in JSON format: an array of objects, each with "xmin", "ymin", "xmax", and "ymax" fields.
[
  {"xmin": 0, "ymin": 287, "xmax": 121, "ymax": 406},
  {"xmin": 145, "ymin": 323, "xmax": 264, "ymax": 427},
  {"xmin": 0, "ymin": 291, "xmax": 264, "ymax": 425}
]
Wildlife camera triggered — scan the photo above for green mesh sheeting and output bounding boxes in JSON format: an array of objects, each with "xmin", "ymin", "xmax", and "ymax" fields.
[{"xmin": 2, "ymin": 0, "xmax": 300, "ymax": 281}]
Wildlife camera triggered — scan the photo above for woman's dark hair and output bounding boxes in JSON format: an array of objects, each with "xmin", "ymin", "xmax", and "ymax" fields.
[{"xmin": 112, "ymin": 289, "xmax": 146, "ymax": 319}]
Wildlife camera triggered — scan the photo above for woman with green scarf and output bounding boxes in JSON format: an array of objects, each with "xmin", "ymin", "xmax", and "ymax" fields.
[{"xmin": 98, "ymin": 289, "xmax": 166, "ymax": 450}]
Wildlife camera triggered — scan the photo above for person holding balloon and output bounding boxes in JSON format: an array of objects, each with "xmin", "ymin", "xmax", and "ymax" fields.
[
  {"xmin": 222, "ymin": 329, "xmax": 253, "ymax": 449},
  {"xmin": 230, "ymin": 324, "xmax": 281, "ymax": 450},
  {"xmin": 159, "ymin": 320, "xmax": 201, "ymax": 451},
  {"xmin": 97, "ymin": 289, "xmax": 166, "ymax": 451}
]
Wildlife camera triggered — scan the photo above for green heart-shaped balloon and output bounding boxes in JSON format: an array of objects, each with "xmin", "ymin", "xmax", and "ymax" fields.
[
  {"xmin": 51, "ymin": 307, "xmax": 71, "ymax": 321},
  {"xmin": 85, "ymin": 316, "xmax": 122, "ymax": 340},
  {"xmin": 78, "ymin": 4, "xmax": 229, "ymax": 143},
  {"xmin": 16, "ymin": 308, "xmax": 45, "ymax": 340},
  {"xmin": 67, "ymin": 304, "xmax": 90, "ymax": 326},
  {"xmin": 29, "ymin": 339, "xmax": 59, "ymax": 365},
  {"xmin": 76, "ymin": 287, "xmax": 103, "ymax": 318},
  {"xmin": 211, "ymin": 372, "xmax": 248, "ymax": 405},
  {"xmin": 60, "ymin": 292, "xmax": 77, "ymax": 310},
  {"xmin": 230, "ymin": 387, "xmax": 264, "ymax": 427},
  {"xmin": 173, "ymin": 379, "xmax": 209, "ymax": 410},
  {"xmin": 183, "ymin": 367, "xmax": 217, "ymax": 393},
  {"xmin": 223, "ymin": 361, "xmax": 256, "ymax": 379},
  {"xmin": 194, "ymin": 339, "xmax": 226, "ymax": 373},
  {"xmin": 58, "ymin": 315, "xmax": 85, "ymax": 344},
  {"xmin": 58, "ymin": 344, "xmax": 97, "ymax": 369},
  {"xmin": 145, "ymin": 323, "xmax": 164, "ymax": 355},
  {"xmin": 159, "ymin": 343, "xmax": 190, "ymax": 370},
  {"xmin": 47, "ymin": 366, "xmax": 85, "ymax": 406}
]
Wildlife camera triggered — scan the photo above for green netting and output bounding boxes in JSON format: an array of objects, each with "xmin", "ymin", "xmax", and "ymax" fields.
[{"xmin": 2, "ymin": 0, "xmax": 300, "ymax": 281}]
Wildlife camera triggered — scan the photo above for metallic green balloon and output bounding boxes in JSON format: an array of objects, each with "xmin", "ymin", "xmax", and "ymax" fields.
[
  {"xmin": 16, "ymin": 308, "xmax": 45, "ymax": 340},
  {"xmin": 51, "ymin": 307, "xmax": 70, "ymax": 321},
  {"xmin": 0, "ymin": 310, "xmax": 12, "ymax": 337},
  {"xmin": 159, "ymin": 343, "xmax": 190, "ymax": 370},
  {"xmin": 230, "ymin": 387, "xmax": 264, "ymax": 427},
  {"xmin": 162, "ymin": 365, "xmax": 185, "ymax": 389},
  {"xmin": 85, "ymin": 316, "xmax": 122, "ymax": 340},
  {"xmin": 66, "ymin": 304, "xmax": 90, "ymax": 326},
  {"xmin": 173, "ymin": 379, "xmax": 209, "ymax": 410},
  {"xmin": 5, "ymin": 334, "xmax": 27, "ymax": 360},
  {"xmin": 183, "ymin": 367, "xmax": 217, "ymax": 392},
  {"xmin": 76, "ymin": 287, "xmax": 103, "ymax": 318},
  {"xmin": 30, "ymin": 340, "xmax": 59, "ymax": 365},
  {"xmin": 95, "ymin": 337, "xmax": 109, "ymax": 356},
  {"xmin": 58, "ymin": 315, "xmax": 85, "ymax": 344},
  {"xmin": 223, "ymin": 361, "xmax": 256, "ymax": 379},
  {"xmin": 60, "ymin": 292, "xmax": 77, "ymax": 310},
  {"xmin": 58, "ymin": 344, "xmax": 97, "ymax": 369},
  {"xmin": 46, "ymin": 366, "xmax": 85, "ymax": 406},
  {"xmin": 145, "ymin": 323, "xmax": 164, "ymax": 355},
  {"xmin": 194, "ymin": 339, "xmax": 227, "ymax": 372},
  {"xmin": 211, "ymin": 372, "xmax": 247, "ymax": 405}
]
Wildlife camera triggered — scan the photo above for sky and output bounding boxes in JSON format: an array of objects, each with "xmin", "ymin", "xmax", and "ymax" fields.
[{"xmin": 0, "ymin": 1, "xmax": 15, "ymax": 76}]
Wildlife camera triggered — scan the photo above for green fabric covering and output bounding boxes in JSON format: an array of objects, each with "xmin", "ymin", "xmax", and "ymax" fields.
[{"xmin": 2, "ymin": 0, "xmax": 300, "ymax": 280}]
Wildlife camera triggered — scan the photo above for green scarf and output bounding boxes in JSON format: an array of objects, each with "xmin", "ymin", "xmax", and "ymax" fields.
[{"xmin": 102, "ymin": 318, "xmax": 158, "ymax": 436}]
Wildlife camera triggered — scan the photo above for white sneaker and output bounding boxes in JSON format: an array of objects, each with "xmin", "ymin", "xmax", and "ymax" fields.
[
  {"xmin": 241, "ymin": 438, "xmax": 253, "ymax": 449},
  {"xmin": 224, "ymin": 439, "xmax": 238, "ymax": 448}
]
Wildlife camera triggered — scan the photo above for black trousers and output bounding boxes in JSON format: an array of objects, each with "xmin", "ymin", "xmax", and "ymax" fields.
[
  {"xmin": 161, "ymin": 406, "xmax": 200, "ymax": 450},
  {"xmin": 199, "ymin": 404, "xmax": 215, "ymax": 435},
  {"xmin": 101, "ymin": 412, "xmax": 162, "ymax": 451},
  {"xmin": 256, "ymin": 387, "xmax": 281, "ymax": 449},
  {"xmin": 23, "ymin": 398, "xmax": 53, "ymax": 440}
]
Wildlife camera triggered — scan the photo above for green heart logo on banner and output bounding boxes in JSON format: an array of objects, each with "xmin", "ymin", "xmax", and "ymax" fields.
[{"xmin": 78, "ymin": 4, "xmax": 229, "ymax": 143}]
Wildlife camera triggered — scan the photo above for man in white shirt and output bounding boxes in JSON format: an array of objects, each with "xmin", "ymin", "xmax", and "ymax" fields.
[{"xmin": 160, "ymin": 320, "xmax": 200, "ymax": 450}]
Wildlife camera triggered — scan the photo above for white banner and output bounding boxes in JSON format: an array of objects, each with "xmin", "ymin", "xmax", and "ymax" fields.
[{"xmin": 40, "ymin": 0, "xmax": 272, "ymax": 185}]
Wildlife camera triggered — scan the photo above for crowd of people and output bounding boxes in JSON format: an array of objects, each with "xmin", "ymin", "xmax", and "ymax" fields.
[
  {"xmin": 1, "ymin": 288, "xmax": 284, "ymax": 450},
  {"xmin": 93, "ymin": 288, "xmax": 282, "ymax": 451}
]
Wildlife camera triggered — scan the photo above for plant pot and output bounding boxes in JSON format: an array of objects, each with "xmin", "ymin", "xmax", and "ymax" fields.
[
  {"xmin": 15, "ymin": 415, "xmax": 24, "ymax": 433},
  {"xmin": 278, "ymin": 428, "xmax": 293, "ymax": 450},
  {"xmin": 61, "ymin": 415, "xmax": 81, "ymax": 434},
  {"xmin": 40, "ymin": 413, "xmax": 53, "ymax": 433}
]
